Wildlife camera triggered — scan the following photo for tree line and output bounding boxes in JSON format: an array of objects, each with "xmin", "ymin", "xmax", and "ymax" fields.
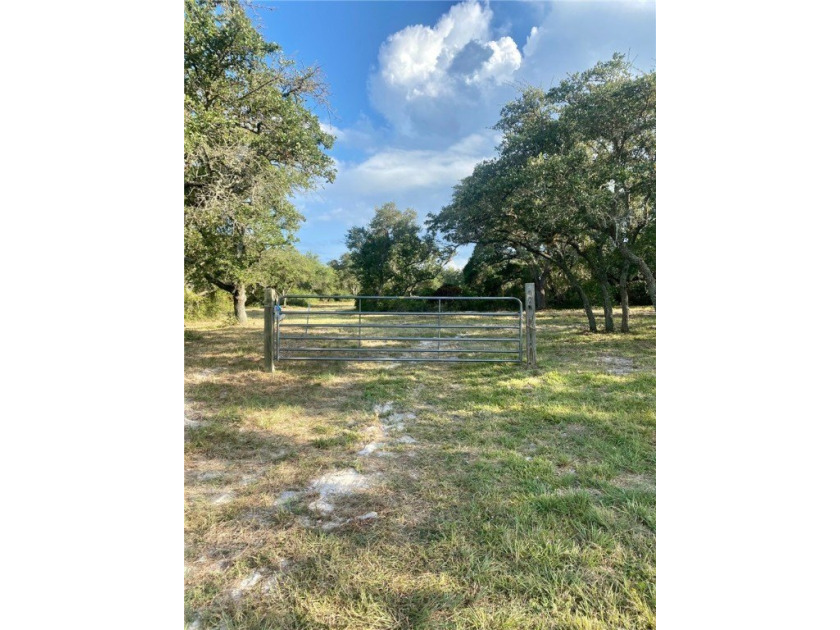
[
  {"xmin": 184, "ymin": 0, "xmax": 337, "ymax": 322},
  {"xmin": 429, "ymin": 54, "xmax": 655, "ymax": 332},
  {"xmin": 343, "ymin": 55, "xmax": 655, "ymax": 331},
  {"xmin": 184, "ymin": 1, "xmax": 655, "ymax": 331}
]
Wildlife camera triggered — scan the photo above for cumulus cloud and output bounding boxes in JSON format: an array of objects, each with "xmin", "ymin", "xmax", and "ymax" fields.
[
  {"xmin": 369, "ymin": 0, "xmax": 522, "ymax": 138},
  {"xmin": 514, "ymin": 1, "xmax": 656, "ymax": 87},
  {"xmin": 293, "ymin": 0, "xmax": 655, "ymax": 265}
]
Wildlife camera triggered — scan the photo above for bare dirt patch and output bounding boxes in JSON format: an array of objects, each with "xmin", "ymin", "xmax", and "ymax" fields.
[
  {"xmin": 274, "ymin": 490, "xmax": 301, "ymax": 508},
  {"xmin": 301, "ymin": 468, "xmax": 381, "ymax": 527},
  {"xmin": 190, "ymin": 367, "xmax": 227, "ymax": 383},
  {"xmin": 357, "ymin": 442, "xmax": 384, "ymax": 456},
  {"xmin": 598, "ymin": 355, "xmax": 635, "ymax": 375},
  {"xmin": 184, "ymin": 398, "xmax": 206, "ymax": 428}
]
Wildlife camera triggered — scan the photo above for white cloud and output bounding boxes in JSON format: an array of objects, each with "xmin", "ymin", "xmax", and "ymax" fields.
[
  {"xmin": 513, "ymin": 1, "xmax": 656, "ymax": 87},
  {"xmin": 293, "ymin": 0, "xmax": 655, "ymax": 266},
  {"xmin": 522, "ymin": 26, "xmax": 541, "ymax": 58},
  {"xmin": 346, "ymin": 132, "xmax": 495, "ymax": 194},
  {"xmin": 369, "ymin": 0, "xmax": 522, "ymax": 138},
  {"xmin": 294, "ymin": 129, "xmax": 498, "ymax": 263},
  {"xmin": 330, "ymin": 131, "xmax": 496, "ymax": 197}
]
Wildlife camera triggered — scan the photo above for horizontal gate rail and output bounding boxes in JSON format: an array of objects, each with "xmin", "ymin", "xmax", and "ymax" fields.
[
  {"xmin": 268, "ymin": 293, "xmax": 524, "ymax": 365},
  {"xmin": 276, "ymin": 335, "xmax": 521, "ymax": 343},
  {"xmin": 276, "ymin": 295, "xmax": 521, "ymax": 301},
  {"xmin": 277, "ymin": 323, "xmax": 519, "ymax": 330},
  {"xmin": 279, "ymin": 347, "xmax": 520, "ymax": 354},
  {"xmin": 278, "ymin": 310, "xmax": 516, "ymax": 317},
  {"xmin": 272, "ymin": 357, "xmax": 517, "ymax": 363}
]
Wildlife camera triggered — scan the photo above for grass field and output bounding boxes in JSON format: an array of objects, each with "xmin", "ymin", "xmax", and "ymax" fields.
[{"xmin": 184, "ymin": 305, "xmax": 656, "ymax": 629}]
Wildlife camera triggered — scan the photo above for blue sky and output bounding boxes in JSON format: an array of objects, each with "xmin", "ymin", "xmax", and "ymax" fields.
[{"xmin": 249, "ymin": 1, "xmax": 656, "ymax": 267}]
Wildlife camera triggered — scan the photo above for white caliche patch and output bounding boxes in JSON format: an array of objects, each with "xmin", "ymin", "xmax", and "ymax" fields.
[
  {"xmin": 184, "ymin": 400, "xmax": 204, "ymax": 428},
  {"xmin": 321, "ymin": 510, "xmax": 380, "ymax": 531},
  {"xmin": 192, "ymin": 367, "xmax": 225, "ymax": 382},
  {"xmin": 197, "ymin": 470, "xmax": 224, "ymax": 482},
  {"xmin": 357, "ymin": 442, "xmax": 384, "ymax": 456},
  {"xmin": 599, "ymin": 356, "xmax": 635, "ymax": 375},
  {"xmin": 302, "ymin": 405, "xmax": 421, "ymax": 530},
  {"xmin": 230, "ymin": 570, "xmax": 263, "ymax": 600},
  {"xmin": 260, "ymin": 559, "xmax": 290, "ymax": 593},
  {"xmin": 239, "ymin": 474, "xmax": 258, "ymax": 486},
  {"xmin": 184, "ymin": 397, "xmax": 206, "ymax": 428},
  {"xmin": 274, "ymin": 490, "xmax": 301, "ymax": 508},
  {"xmin": 308, "ymin": 497, "xmax": 335, "ymax": 515},
  {"xmin": 356, "ymin": 511, "xmax": 378, "ymax": 521},
  {"xmin": 373, "ymin": 402, "xmax": 394, "ymax": 415},
  {"xmin": 388, "ymin": 412, "xmax": 416, "ymax": 423},
  {"xmin": 383, "ymin": 412, "xmax": 416, "ymax": 433},
  {"xmin": 372, "ymin": 403, "xmax": 418, "ymax": 435},
  {"xmin": 311, "ymin": 469, "xmax": 373, "ymax": 496},
  {"xmin": 212, "ymin": 492, "xmax": 234, "ymax": 505},
  {"xmin": 305, "ymin": 468, "xmax": 377, "ymax": 518}
]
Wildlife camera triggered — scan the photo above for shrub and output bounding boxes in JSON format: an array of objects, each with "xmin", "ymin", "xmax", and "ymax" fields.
[{"xmin": 184, "ymin": 287, "xmax": 230, "ymax": 321}]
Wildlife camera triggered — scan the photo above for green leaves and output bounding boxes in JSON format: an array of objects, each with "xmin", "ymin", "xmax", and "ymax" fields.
[
  {"xmin": 430, "ymin": 54, "xmax": 656, "ymax": 310},
  {"xmin": 184, "ymin": 1, "xmax": 336, "ymax": 312},
  {"xmin": 252, "ymin": 247, "xmax": 337, "ymax": 295},
  {"xmin": 345, "ymin": 202, "xmax": 450, "ymax": 296}
]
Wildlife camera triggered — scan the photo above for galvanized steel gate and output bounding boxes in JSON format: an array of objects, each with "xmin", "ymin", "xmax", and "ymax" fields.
[{"xmin": 262, "ymin": 288, "xmax": 538, "ymax": 370}]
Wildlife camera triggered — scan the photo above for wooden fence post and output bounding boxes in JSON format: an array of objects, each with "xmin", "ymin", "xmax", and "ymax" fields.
[
  {"xmin": 264, "ymin": 288, "xmax": 276, "ymax": 373},
  {"xmin": 525, "ymin": 283, "xmax": 537, "ymax": 368}
]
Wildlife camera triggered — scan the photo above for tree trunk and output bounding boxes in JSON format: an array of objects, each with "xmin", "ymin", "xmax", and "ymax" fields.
[
  {"xmin": 233, "ymin": 285, "xmax": 248, "ymax": 323},
  {"xmin": 599, "ymin": 279, "xmax": 615, "ymax": 333},
  {"xmin": 578, "ymin": 288, "xmax": 598, "ymax": 333},
  {"xmin": 618, "ymin": 242, "xmax": 655, "ymax": 309},
  {"xmin": 557, "ymin": 255, "xmax": 597, "ymax": 332},
  {"xmin": 619, "ymin": 261, "xmax": 630, "ymax": 333},
  {"xmin": 534, "ymin": 269, "xmax": 547, "ymax": 310}
]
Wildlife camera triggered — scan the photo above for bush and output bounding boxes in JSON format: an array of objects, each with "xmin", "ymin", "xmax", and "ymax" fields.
[
  {"xmin": 184, "ymin": 287, "xmax": 230, "ymax": 320},
  {"xmin": 627, "ymin": 280, "xmax": 653, "ymax": 306},
  {"xmin": 432, "ymin": 284, "xmax": 463, "ymax": 297}
]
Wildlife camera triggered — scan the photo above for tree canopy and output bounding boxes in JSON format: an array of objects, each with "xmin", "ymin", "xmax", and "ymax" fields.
[
  {"xmin": 184, "ymin": 0, "xmax": 335, "ymax": 321},
  {"xmin": 430, "ymin": 54, "xmax": 655, "ymax": 331},
  {"xmin": 344, "ymin": 202, "xmax": 451, "ymax": 297}
]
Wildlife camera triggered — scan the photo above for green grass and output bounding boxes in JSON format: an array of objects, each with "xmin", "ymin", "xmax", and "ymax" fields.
[{"xmin": 184, "ymin": 305, "xmax": 655, "ymax": 629}]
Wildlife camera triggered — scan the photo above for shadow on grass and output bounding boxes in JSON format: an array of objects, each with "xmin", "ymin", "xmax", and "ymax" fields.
[{"xmin": 184, "ymin": 307, "xmax": 656, "ymax": 629}]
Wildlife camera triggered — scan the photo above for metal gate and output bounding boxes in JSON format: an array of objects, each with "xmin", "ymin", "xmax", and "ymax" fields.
[{"xmin": 265, "ymin": 293, "xmax": 523, "ymax": 364}]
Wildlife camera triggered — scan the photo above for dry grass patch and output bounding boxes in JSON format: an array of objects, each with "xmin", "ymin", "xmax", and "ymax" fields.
[{"xmin": 184, "ymin": 306, "xmax": 655, "ymax": 629}]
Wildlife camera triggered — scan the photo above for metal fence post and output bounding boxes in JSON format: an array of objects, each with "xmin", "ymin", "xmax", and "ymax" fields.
[
  {"xmin": 525, "ymin": 283, "xmax": 537, "ymax": 368},
  {"xmin": 264, "ymin": 288, "xmax": 276, "ymax": 373}
]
